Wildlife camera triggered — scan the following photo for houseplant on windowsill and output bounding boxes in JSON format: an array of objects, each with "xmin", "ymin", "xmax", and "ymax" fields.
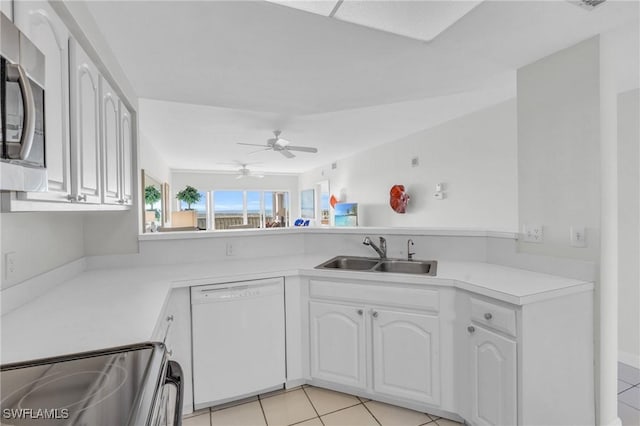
[
  {"xmin": 174, "ymin": 185, "xmax": 201, "ymax": 228},
  {"xmin": 144, "ymin": 185, "xmax": 161, "ymax": 221}
]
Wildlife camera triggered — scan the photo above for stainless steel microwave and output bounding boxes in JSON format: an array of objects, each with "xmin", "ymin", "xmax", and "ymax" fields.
[{"xmin": 0, "ymin": 13, "xmax": 47, "ymax": 192}]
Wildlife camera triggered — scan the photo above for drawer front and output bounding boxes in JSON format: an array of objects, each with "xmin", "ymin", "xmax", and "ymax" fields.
[
  {"xmin": 470, "ymin": 297, "xmax": 516, "ymax": 337},
  {"xmin": 309, "ymin": 280, "xmax": 439, "ymax": 312}
]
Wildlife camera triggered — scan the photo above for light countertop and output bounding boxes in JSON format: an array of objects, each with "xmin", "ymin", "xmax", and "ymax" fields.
[{"xmin": 0, "ymin": 255, "xmax": 592, "ymax": 364}]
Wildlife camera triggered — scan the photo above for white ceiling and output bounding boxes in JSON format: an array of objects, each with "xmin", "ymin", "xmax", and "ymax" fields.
[{"xmin": 86, "ymin": 0, "xmax": 639, "ymax": 174}]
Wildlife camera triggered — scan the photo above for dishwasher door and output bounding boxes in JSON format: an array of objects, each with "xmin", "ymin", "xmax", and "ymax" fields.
[{"xmin": 191, "ymin": 278, "xmax": 285, "ymax": 409}]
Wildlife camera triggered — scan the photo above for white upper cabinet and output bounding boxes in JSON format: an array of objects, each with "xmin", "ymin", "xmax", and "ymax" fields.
[
  {"xmin": 69, "ymin": 39, "xmax": 101, "ymax": 204},
  {"xmin": 100, "ymin": 77, "xmax": 120, "ymax": 204},
  {"xmin": 119, "ymin": 102, "xmax": 133, "ymax": 205},
  {"xmin": 14, "ymin": 1, "xmax": 71, "ymax": 202}
]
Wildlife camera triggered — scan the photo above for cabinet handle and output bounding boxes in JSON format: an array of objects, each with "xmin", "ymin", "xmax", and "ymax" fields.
[
  {"xmin": 467, "ymin": 325, "xmax": 475, "ymax": 333},
  {"xmin": 357, "ymin": 309, "xmax": 363, "ymax": 316},
  {"xmin": 117, "ymin": 199, "xmax": 125, "ymax": 204},
  {"xmin": 67, "ymin": 194, "xmax": 77, "ymax": 202},
  {"xmin": 484, "ymin": 313, "xmax": 493, "ymax": 320},
  {"xmin": 167, "ymin": 315, "xmax": 174, "ymax": 322},
  {"xmin": 372, "ymin": 311, "xmax": 379, "ymax": 318},
  {"xmin": 77, "ymin": 194, "xmax": 87, "ymax": 202}
]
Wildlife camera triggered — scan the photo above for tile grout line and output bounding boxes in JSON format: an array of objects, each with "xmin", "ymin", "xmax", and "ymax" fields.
[
  {"xmin": 257, "ymin": 395, "xmax": 270, "ymax": 426},
  {"xmin": 361, "ymin": 400, "xmax": 383, "ymax": 426},
  {"xmin": 301, "ymin": 386, "xmax": 325, "ymax": 426}
]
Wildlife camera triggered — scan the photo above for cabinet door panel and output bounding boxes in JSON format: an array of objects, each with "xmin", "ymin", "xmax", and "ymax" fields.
[
  {"xmin": 372, "ymin": 309, "xmax": 440, "ymax": 405},
  {"xmin": 469, "ymin": 326, "xmax": 517, "ymax": 426},
  {"xmin": 69, "ymin": 40, "xmax": 101, "ymax": 203},
  {"xmin": 100, "ymin": 77, "xmax": 120, "ymax": 204},
  {"xmin": 310, "ymin": 301, "xmax": 366, "ymax": 388},
  {"xmin": 119, "ymin": 103, "xmax": 133, "ymax": 204},
  {"xmin": 14, "ymin": 1, "xmax": 71, "ymax": 201}
]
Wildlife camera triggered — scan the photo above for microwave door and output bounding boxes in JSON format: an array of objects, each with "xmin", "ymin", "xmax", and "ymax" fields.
[{"xmin": 5, "ymin": 62, "xmax": 37, "ymax": 161}]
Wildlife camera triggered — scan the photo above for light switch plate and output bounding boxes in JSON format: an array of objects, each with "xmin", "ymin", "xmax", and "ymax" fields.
[{"xmin": 570, "ymin": 226, "xmax": 587, "ymax": 248}]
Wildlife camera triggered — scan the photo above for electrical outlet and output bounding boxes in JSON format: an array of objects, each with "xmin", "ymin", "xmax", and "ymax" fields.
[
  {"xmin": 4, "ymin": 252, "xmax": 16, "ymax": 280},
  {"xmin": 522, "ymin": 225, "xmax": 544, "ymax": 243},
  {"xmin": 570, "ymin": 226, "xmax": 587, "ymax": 248},
  {"xmin": 226, "ymin": 243, "xmax": 234, "ymax": 256}
]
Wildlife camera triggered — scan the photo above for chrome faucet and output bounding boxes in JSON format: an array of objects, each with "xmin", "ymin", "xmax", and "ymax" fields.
[
  {"xmin": 363, "ymin": 236, "xmax": 387, "ymax": 259},
  {"xmin": 407, "ymin": 239, "xmax": 415, "ymax": 261}
]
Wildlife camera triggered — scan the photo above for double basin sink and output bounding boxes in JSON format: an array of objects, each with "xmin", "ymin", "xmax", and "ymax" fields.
[{"xmin": 315, "ymin": 256, "xmax": 437, "ymax": 276}]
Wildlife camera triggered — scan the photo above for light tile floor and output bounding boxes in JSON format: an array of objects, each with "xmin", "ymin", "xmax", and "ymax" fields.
[
  {"xmin": 183, "ymin": 385, "xmax": 461, "ymax": 426},
  {"xmin": 619, "ymin": 362, "xmax": 640, "ymax": 426},
  {"xmin": 184, "ymin": 365, "xmax": 640, "ymax": 426}
]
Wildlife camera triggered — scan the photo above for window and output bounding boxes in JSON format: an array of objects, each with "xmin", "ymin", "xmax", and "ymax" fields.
[{"xmin": 210, "ymin": 190, "xmax": 289, "ymax": 230}]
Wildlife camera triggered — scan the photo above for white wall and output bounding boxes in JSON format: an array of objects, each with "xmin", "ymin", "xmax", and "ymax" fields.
[
  {"xmin": 0, "ymin": 213, "xmax": 84, "ymax": 289},
  {"xmin": 299, "ymin": 99, "xmax": 518, "ymax": 231},
  {"xmin": 617, "ymin": 89, "xmax": 640, "ymax": 367},
  {"xmin": 517, "ymin": 37, "xmax": 601, "ymax": 261},
  {"xmin": 140, "ymin": 133, "xmax": 171, "ymax": 184}
]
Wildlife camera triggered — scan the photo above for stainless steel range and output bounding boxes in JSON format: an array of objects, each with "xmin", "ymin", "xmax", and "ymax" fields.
[{"xmin": 0, "ymin": 343, "xmax": 182, "ymax": 426}]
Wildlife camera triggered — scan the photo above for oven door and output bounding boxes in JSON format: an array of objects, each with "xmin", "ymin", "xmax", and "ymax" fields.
[{"xmin": 152, "ymin": 360, "xmax": 184, "ymax": 426}]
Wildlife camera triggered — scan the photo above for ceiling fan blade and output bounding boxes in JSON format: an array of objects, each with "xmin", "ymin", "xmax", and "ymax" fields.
[
  {"xmin": 248, "ymin": 148, "xmax": 271, "ymax": 155},
  {"xmin": 286, "ymin": 145, "xmax": 318, "ymax": 153},
  {"xmin": 279, "ymin": 149, "xmax": 295, "ymax": 159},
  {"xmin": 237, "ymin": 143, "xmax": 268, "ymax": 147}
]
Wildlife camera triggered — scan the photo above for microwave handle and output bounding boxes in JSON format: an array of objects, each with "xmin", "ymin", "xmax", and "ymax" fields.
[{"xmin": 6, "ymin": 63, "xmax": 36, "ymax": 160}]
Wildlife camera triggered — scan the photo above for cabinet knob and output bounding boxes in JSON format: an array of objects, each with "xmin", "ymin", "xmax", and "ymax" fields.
[
  {"xmin": 67, "ymin": 194, "xmax": 78, "ymax": 202},
  {"xmin": 117, "ymin": 199, "xmax": 125, "ymax": 204},
  {"xmin": 77, "ymin": 194, "xmax": 87, "ymax": 202},
  {"xmin": 166, "ymin": 315, "xmax": 174, "ymax": 322},
  {"xmin": 372, "ymin": 311, "xmax": 379, "ymax": 318},
  {"xmin": 484, "ymin": 313, "xmax": 493, "ymax": 320},
  {"xmin": 467, "ymin": 325, "xmax": 476, "ymax": 333},
  {"xmin": 357, "ymin": 309, "xmax": 363, "ymax": 316},
  {"xmin": 167, "ymin": 349, "xmax": 173, "ymax": 357}
]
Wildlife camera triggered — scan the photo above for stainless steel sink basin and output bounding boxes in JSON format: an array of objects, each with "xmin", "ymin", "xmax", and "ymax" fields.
[
  {"xmin": 316, "ymin": 256, "xmax": 380, "ymax": 270},
  {"xmin": 374, "ymin": 259, "xmax": 437, "ymax": 275},
  {"xmin": 315, "ymin": 256, "xmax": 437, "ymax": 276}
]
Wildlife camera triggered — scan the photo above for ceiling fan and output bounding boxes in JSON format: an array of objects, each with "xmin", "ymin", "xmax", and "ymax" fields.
[
  {"xmin": 217, "ymin": 161, "xmax": 265, "ymax": 179},
  {"xmin": 237, "ymin": 130, "xmax": 318, "ymax": 158},
  {"xmin": 235, "ymin": 164, "xmax": 264, "ymax": 179}
]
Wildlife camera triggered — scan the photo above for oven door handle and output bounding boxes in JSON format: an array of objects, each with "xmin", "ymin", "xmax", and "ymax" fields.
[
  {"xmin": 6, "ymin": 63, "xmax": 36, "ymax": 160},
  {"xmin": 165, "ymin": 360, "xmax": 183, "ymax": 426}
]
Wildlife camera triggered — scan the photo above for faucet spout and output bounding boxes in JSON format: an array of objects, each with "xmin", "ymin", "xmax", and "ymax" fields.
[{"xmin": 363, "ymin": 236, "xmax": 387, "ymax": 259}]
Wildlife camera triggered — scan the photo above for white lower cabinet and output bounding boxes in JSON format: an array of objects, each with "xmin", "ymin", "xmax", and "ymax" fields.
[
  {"xmin": 372, "ymin": 309, "xmax": 440, "ymax": 406},
  {"xmin": 309, "ymin": 301, "xmax": 366, "ymax": 388},
  {"xmin": 467, "ymin": 325, "xmax": 516, "ymax": 426},
  {"xmin": 308, "ymin": 281, "xmax": 441, "ymax": 407}
]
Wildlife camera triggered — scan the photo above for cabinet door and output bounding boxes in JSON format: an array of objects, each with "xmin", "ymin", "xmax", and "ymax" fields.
[
  {"xmin": 310, "ymin": 301, "xmax": 366, "ymax": 389},
  {"xmin": 372, "ymin": 309, "xmax": 440, "ymax": 405},
  {"xmin": 14, "ymin": 1, "xmax": 71, "ymax": 202},
  {"xmin": 0, "ymin": 0, "xmax": 12, "ymax": 20},
  {"xmin": 468, "ymin": 326, "xmax": 517, "ymax": 426},
  {"xmin": 119, "ymin": 102, "xmax": 133, "ymax": 205},
  {"xmin": 100, "ymin": 77, "xmax": 120, "ymax": 204},
  {"xmin": 69, "ymin": 39, "xmax": 101, "ymax": 203}
]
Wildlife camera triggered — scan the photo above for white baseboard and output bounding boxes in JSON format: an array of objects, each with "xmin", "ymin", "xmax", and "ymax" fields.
[{"xmin": 619, "ymin": 351, "xmax": 640, "ymax": 370}]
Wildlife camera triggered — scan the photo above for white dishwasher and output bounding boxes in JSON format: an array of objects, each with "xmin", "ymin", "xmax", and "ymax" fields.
[{"xmin": 191, "ymin": 277, "xmax": 285, "ymax": 409}]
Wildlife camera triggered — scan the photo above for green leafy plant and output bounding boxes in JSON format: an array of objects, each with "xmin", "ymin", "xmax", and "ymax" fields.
[
  {"xmin": 145, "ymin": 185, "xmax": 161, "ymax": 210},
  {"xmin": 176, "ymin": 185, "xmax": 201, "ymax": 210}
]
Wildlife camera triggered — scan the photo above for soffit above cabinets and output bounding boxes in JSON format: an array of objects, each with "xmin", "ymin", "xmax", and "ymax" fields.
[{"xmin": 264, "ymin": 0, "xmax": 484, "ymax": 42}]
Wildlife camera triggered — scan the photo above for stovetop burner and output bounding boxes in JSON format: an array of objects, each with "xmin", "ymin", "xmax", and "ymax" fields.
[{"xmin": 1, "ymin": 345, "xmax": 157, "ymax": 426}]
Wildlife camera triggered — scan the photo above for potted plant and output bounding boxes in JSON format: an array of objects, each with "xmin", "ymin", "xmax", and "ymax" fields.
[
  {"xmin": 176, "ymin": 185, "xmax": 201, "ymax": 210},
  {"xmin": 144, "ymin": 185, "xmax": 161, "ymax": 220}
]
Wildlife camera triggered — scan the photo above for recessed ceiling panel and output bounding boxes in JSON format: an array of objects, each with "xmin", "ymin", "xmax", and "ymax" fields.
[
  {"xmin": 263, "ymin": 0, "xmax": 340, "ymax": 16},
  {"xmin": 334, "ymin": 0, "xmax": 483, "ymax": 41}
]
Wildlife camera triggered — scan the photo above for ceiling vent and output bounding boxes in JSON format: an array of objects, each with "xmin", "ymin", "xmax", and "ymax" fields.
[{"xmin": 568, "ymin": 0, "xmax": 607, "ymax": 11}]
